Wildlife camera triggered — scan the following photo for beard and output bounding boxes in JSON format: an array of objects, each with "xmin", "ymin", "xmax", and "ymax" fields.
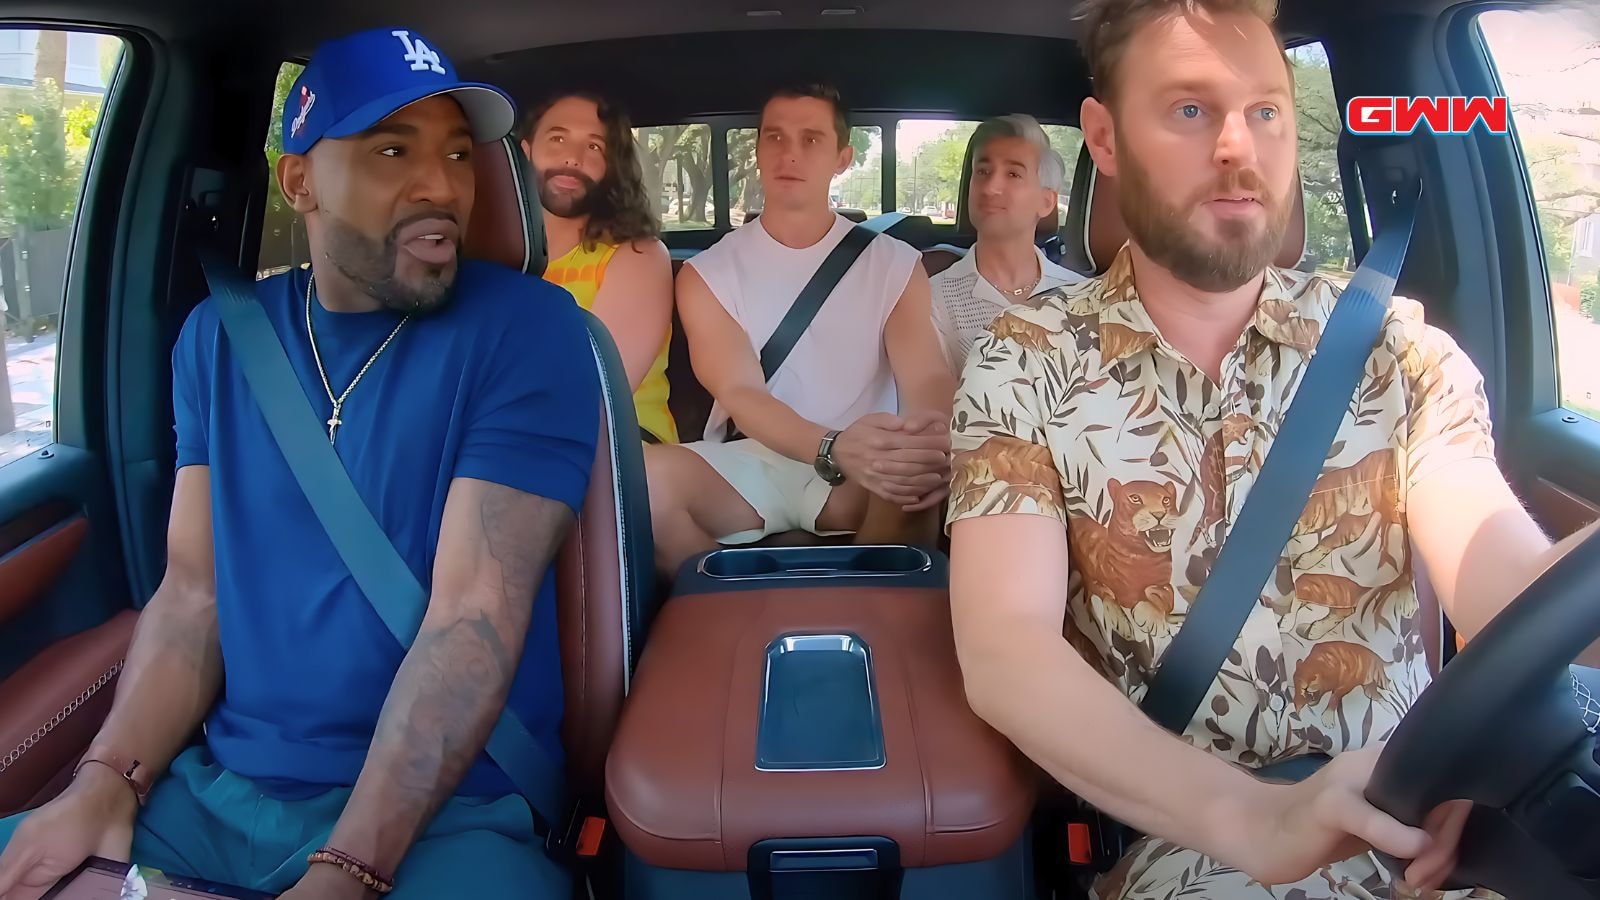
[
  {"xmin": 1116, "ymin": 138, "xmax": 1294, "ymax": 292},
  {"xmin": 537, "ymin": 166, "xmax": 600, "ymax": 218},
  {"xmin": 321, "ymin": 210, "xmax": 458, "ymax": 315}
]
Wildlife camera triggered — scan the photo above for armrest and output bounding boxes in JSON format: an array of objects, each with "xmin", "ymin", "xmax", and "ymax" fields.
[{"xmin": 0, "ymin": 610, "xmax": 137, "ymax": 816}]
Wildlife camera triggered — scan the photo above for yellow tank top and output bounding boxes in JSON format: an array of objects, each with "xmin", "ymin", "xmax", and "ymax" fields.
[{"xmin": 545, "ymin": 240, "xmax": 678, "ymax": 444}]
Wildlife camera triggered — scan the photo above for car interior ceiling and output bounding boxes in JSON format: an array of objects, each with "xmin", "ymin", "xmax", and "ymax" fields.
[{"xmin": 1, "ymin": 0, "xmax": 1570, "ymax": 602}]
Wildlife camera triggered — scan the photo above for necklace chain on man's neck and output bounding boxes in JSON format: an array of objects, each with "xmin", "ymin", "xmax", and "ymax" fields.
[
  {"xmin": 977, "ymin": 247, "xmax": 1042, "ymax": 297},
  {"xmin": 304, "ymin": 273, "xmax": 410, "ymax": 444}
]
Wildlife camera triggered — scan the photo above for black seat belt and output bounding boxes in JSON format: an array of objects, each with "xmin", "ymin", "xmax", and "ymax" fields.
[
  {"xmin": 758, "ymin": 223, "xmax": 875, "ymax": 381},
  {"xmin": 1138, "ymin": 185, "xmax": 1422, "ymax": 749},
  {"xmin": 196, "ymin": 254, "xmax": 569, "ymax": 840},
  {"xmin": 726, "ymin": 223, "xmax": 875, "ymax": 440}
]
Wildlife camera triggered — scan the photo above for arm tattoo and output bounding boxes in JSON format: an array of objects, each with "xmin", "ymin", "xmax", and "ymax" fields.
[
  {"xmin": 377, "ymin": 610, "xmax": 516, "ymax": 795},
  {"xmin": 481, "ymin": 481, "xmax": 548, "ymax": 612},
  {"xmin": 93, "ymin": 579, "xmax": 223, "ymax": 779},
  {"xmin": 330, "ymin": 481, "xmax": 573, "ymax": 866}
]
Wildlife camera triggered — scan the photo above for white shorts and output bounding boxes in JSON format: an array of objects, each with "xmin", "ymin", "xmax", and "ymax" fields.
[{"xmin": 681, "ymin": 439, "xmax": 848, "ymax": 544}]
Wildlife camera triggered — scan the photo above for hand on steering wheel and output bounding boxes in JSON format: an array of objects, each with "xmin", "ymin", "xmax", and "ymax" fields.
[
  {"xmin": 1227, "ymin": 745, "xmax": 1471, "ymax": 889},
  {"xmin": 1365, "ymin": 527, "xmax": 1600, "ymax": 899}
]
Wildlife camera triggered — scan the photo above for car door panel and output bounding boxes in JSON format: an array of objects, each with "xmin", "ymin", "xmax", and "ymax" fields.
[
  {"xmin": 0, "ymin": 445, "xmax": 137, "ymax": 813},
  {"xmin": 0, "ymin": 508, "xmax": 89, "ymax": 629},
  {"xmin": 0, "ymin": 445, "xmax": 133, "ymax": 681},
  {"xmin": 1526, "ymin": 474, "xmax": 1600, "ymax": 540},
  {"xmin": 0, "ymin": 609, "xmax": 135, "ymax": 817},
  {"xmin": 1521, "ymin": 412, "xmax": 1600, "ymax": 540}
]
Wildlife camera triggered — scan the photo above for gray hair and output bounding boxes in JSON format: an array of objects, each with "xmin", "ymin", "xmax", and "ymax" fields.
[{"xmin": 970, "ymin": 114, "xmax": 1067, "ymax": 194}]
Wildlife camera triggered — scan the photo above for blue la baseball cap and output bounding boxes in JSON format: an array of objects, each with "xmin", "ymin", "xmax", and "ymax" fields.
[{"xmin": 283, "ymin": 26, "xmax": 515, "ymax": 156}]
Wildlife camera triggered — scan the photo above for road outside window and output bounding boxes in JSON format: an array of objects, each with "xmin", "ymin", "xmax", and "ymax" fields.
[
  {"xmin": 0, "ymin": 29, "xmax": 122, "ymax": 469},
  {"xmin": 1480, "ymin": 6, "xmax": 1600, "ymax": 421},
  {"xmin": 634, "ymin": 124, "xmax": 715, "ymax": 231}
]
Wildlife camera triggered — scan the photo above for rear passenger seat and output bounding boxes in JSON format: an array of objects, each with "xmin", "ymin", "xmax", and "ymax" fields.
[{"xmin": 664, "ymin": 271, "xmax": 714, "ymax": 443}]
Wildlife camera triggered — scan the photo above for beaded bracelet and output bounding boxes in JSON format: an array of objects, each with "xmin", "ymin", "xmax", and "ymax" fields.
[{"xmin": 307, "ymin": 847, "xmax": 395, "ymax": 895}]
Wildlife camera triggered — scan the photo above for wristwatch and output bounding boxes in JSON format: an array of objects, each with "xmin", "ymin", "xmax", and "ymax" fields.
[
  {"xmin": 75, "ymin": 745, "xmax": 153, "ymax": 806},
  {"xmin": 814, "ymin": 430, "xmax": 846, "ymax": 486}
]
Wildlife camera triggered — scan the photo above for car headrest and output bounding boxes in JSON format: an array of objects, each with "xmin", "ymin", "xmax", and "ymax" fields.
[
  {"xmin": 922, "ymin": 246, "xmax": 964, "ymax": 278},
  {"xmin": 464, "ymin": 135, "xmax": 548, "ymax": 278},
  {"xmin": 1062, "ymin": 143, "xmax": 1306, "ymax": 276}
]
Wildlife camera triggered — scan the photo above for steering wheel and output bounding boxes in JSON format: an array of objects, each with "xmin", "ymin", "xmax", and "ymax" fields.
[{"xmin": 1365, "ymin": 529, "xmax": 1600, "ymax": 899}]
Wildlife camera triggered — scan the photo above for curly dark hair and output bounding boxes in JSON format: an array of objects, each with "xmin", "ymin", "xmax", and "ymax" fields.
[{"xmin": 520, "ymin": 91, "xmax": 660, "ymax": 250}]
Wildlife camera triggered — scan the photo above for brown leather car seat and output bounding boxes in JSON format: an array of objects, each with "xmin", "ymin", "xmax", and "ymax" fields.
[
  {"xmin": 0, "ymin": 608, "xmax": 135, "ymax": 817},
  {"xmin": 467, "ymin": 135, "xmax": 655, "ymax": 799}
]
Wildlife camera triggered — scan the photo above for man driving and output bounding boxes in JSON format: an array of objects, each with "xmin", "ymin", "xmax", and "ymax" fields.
[
  {"xmin": 946, "ymin": 1, "xmax": 1600, "ymax": 898},
  {"xmin": 0, "ymin": 27, "xmax": 596, "ymax": 900}
]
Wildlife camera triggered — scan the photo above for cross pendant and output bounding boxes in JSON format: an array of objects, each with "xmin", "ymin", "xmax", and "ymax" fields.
[{"xmin": 327, "ymin": 404, "xmax": 343, "ymax": 443}]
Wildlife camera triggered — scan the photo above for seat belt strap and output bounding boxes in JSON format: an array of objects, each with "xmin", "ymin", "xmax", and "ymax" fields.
[
  {"xmin": 724, "ymin": 223, "xmax": 877, "ymax": 441},
  {"xmin": 1138, "ymin": 185, "xmax": 1421, "ymax": 735},
  {"xmin": 757, "ymin": 223, "xmax": 876, "ymax": 381},
  {"xmin": 198, "ymin": 254, "xmax": 569, "ymax": 833}
]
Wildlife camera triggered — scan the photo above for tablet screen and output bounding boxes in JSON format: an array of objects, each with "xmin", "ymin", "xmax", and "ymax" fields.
[{"xmin": 42, "ymin": 857, "xmax": 276, "ymax": 900}]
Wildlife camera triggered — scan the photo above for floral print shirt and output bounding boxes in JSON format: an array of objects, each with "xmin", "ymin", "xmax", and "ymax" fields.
[{"xmin": 947, "ymin": 247, "xmax": 1496, "ymax": 766}]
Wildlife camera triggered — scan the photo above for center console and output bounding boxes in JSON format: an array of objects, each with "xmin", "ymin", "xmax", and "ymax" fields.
[{"xmin": 606, "ymin": 545, "xmax": 1038, "ymax": 899}]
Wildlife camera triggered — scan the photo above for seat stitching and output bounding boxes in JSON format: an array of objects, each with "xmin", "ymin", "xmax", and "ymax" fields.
[{"xmin": 0, "ymin": 660, "xmax": 124, "ymax": 773}]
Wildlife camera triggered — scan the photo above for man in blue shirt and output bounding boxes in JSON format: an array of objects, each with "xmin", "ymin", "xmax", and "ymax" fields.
[{"xmin": 0, "ymin": 27, "xmax": 597, "ymax": 900}]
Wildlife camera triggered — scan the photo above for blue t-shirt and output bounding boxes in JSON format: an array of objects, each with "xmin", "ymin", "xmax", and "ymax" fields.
[{"xmin": 172, "ymin": 260, "xmax": 599, "ymax": 799}]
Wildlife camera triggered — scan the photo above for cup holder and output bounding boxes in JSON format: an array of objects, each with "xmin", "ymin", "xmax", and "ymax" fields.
[
  {"xmin": 700, "ymin": 550, "xmax": 784, "ymax": 578},
  {"xmin": 849, "ymin": 546, "xmax": 928, "ymax": 573},
  {"xmin": 697, "ymin": 545, "xmax": 932, "ymax": 581}
]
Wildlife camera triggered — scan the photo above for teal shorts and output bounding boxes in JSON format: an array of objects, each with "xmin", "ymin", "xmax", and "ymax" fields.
[{"xmin": 0, "ymin": 746, "xmax": 569, "ymax": 898}]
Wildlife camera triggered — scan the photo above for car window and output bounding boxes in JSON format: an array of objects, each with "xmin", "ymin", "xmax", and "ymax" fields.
[
  {"xmin": 727, "ymin": 125, "xmax": 882, "ymax": 226},
  {"xmin": 634, "ymin": 124, "xmax": 714, "ymax": 231},
  {"xmin": 833, "ymin": 126, "xmax": 883, "ymax": 218},
  {"xmin": 1288, "ymin": 42, "xmax": 1353, "ymax": 281},
  {"xmin": 259, "ymin": 61, "xmax": 307, "ymax": 277},
  {"xmin": 894, "ymin": 120, "xmax": 1084, "ymax": 223},
  {"xmin": 1479, "ymin": 7, "xmax": 1600, "ymax": 421},
  {"xmin": 0, "ymin": 28, "xmax": 123, "ymax": 469},
  {"xmin": 1043, "ymin": 123, "xmax": 1084, "ymax": 215},
  {"xmin": 894, "ymin": 119, "xmax": 978, "ymax": 221}
]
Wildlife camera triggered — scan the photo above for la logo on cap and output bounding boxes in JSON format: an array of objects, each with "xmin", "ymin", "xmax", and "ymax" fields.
[
  {"xmin": 392, "ymin": 30, "xmax": 446, "ymax": 74},
  {"xmin": 291, "ymin": 85, "xmax": 316, "ymax": 138}
]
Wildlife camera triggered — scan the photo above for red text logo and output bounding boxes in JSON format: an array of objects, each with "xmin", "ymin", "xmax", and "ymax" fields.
[{"xmin": 1346, "ymin": 96, "xmax": 1509, "ymax": 135}]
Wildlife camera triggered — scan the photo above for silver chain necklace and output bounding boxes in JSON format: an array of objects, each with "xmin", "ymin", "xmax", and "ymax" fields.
[{"xmin": 304, "ymin": 274, "xmax": 410, "ymax": 444}]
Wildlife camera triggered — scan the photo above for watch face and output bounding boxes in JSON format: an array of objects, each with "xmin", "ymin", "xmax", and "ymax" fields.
[{"xmin": 815, "ymin": 456, "xmax": 845, "ymax": 486}]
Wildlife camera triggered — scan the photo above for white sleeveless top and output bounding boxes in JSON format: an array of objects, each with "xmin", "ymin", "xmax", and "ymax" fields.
[{"xmin": 688, "ymin": 214, "xmax": 920, "ymax": 441}]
